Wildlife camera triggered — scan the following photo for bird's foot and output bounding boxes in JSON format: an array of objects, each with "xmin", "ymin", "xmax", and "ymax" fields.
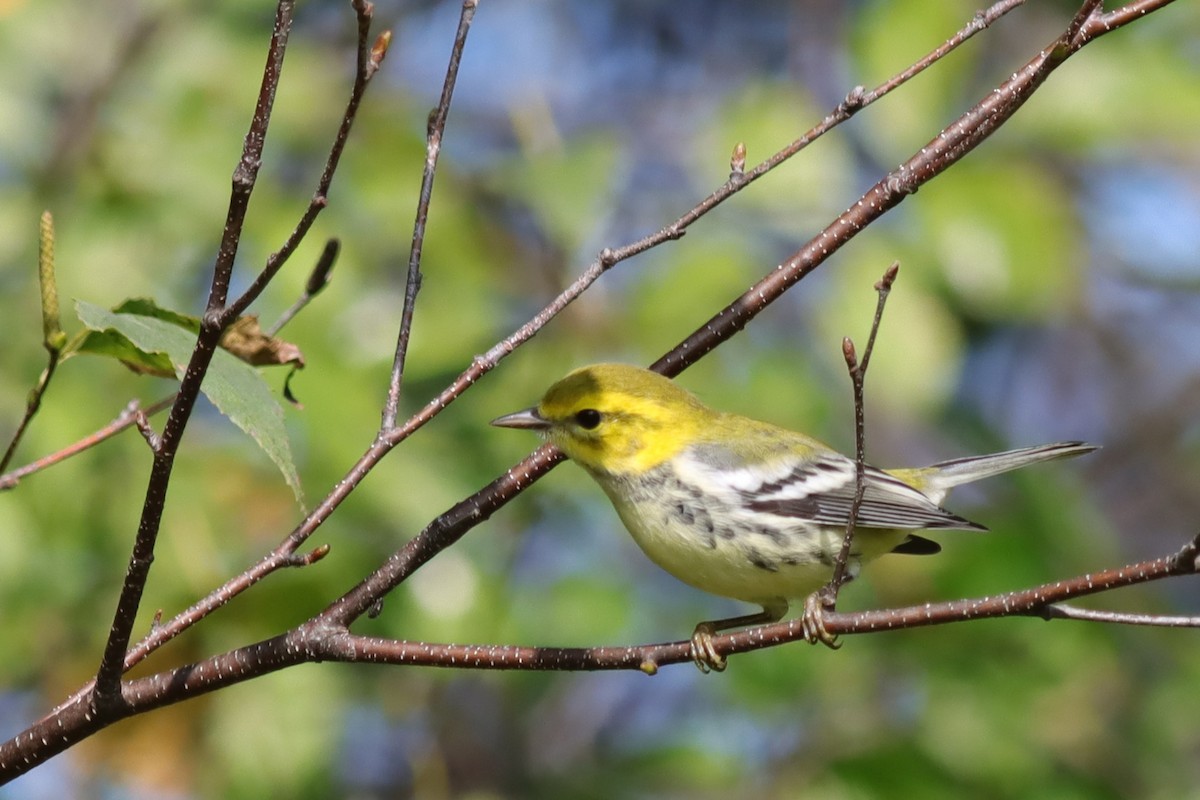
[
  {"xmin": 689, "ymin": 624, "xmax": 727, "ymax": 673},
  {"xmin": 801, "ymin": 591, "xmax": 841, "ymax": 650}
]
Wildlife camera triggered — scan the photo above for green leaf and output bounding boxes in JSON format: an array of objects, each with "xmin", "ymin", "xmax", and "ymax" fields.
[
  {"xmin": 112, "ymin": 297, "xmax": 202, "ymax": 332},
  {"xmin": 102, "ymin": 298, "xmax": 307, "ymax": 368},
  {"xmin": 71, "ymin": 328, "xmax": 178, "ymax": 377},
  {"xmin": 75, "ymin": 300, "xmax": 304, "ymax": 504}
]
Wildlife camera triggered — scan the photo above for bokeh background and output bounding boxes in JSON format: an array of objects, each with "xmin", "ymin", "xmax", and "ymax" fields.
[{"xmin": 2, "ymin": 0, "xmax": 1200, "ymax": 797}]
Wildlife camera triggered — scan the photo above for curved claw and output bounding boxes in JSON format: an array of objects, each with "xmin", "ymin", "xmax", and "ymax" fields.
[
  {"xmin": 801, "ymin": 592, "xmax": 842, "ymax": 650},
  {"xmin": 689, "ymin": 624, "xmax": 727, "ymax": 673}
]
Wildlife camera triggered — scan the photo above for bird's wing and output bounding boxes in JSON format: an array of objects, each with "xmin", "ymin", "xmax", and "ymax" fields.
[
  {"xmin": 685, "ymin": 445, "xmax": 986, "ymax": 531},
  {"xmin": 751, "ymin": 454, "xmax": 986, "ymax": 531}
]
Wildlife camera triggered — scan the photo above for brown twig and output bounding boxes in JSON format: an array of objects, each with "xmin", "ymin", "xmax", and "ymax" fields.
[
  {"xmin": 91, "ymin": 4, "xmax": 382, "ymax": 687},
  {"xmin": 1, "ymin": 0, "xmax": 1016, "ymax": 505},
  {"xmin": 0, "ymin": 396, "xmax": 176, "ymax": 491},
  {"xmin": 10, "ymin": 0, "xmax": 1014, "ymax": 629},
  {"xmin": 8, "ymin": 532, "xmax": 1192, "ymax": 777},
  {"xmin": 123, "ymin": 0, "xmax": 1144, "ymax": 677},
  {"xmin": 1091, "ymin": 0, "xmax": 1176, "ymax": 29},
  {"xmin": 827, "ymin": 263, "xmax": 900, "ymax": 601},
  {"xmin": 57, "ymin": 535, "xmax": 1200, "ymax": 695},
  {"xmin": 307, "ymin": 0, "xmax": 1172, "ymax": 674},
  {"xmin": 0, "ymin": 0, "xmax": 1180, "ymax": 783},
  {"xmin": 81, "ymin": 0, "xmax": 477, "ymax": 678},
  {"xmin": 92, "ymin": 0, "xmax": 299, "ymax": 707},
  {"xmin": 382, "ymin": 0, "xmax": 478, "ymax": 430},
  {"xmin": 0, "ymin": 356, "xmax": 60, "ymax": 475},
  {"xmin": 373, "ymin": 0, "xmax": 1021, "ymax": 432},
  {"xmin": 267, "ymin": 238, "xmax": 340, "ymax": 336},
  {"xmin": 352, "ymin": 0, "xmax": 1031, "ymax": 459},
  {"xmin": 93, "ymin": 0, "xmax": 388, "ymax": 701},
  {"xmin": 324, "ymin": 0, "xmax": 1123, "ymax": 635},
  {"xmin": 223, "ymin": 1, "xmax": 386, "ymax": 325},
  {"xmin": 1, "ymin": 212, "xmax": 66, "ymax": 474},
  {"xmin": 1036, "ymin": 604, "xmax": 1200, "ymax": 627}
]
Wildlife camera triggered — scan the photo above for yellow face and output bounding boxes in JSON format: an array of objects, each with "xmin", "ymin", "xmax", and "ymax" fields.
[{"xmin": 529, "ymin": 364, "xmax": 716, "ymax": 475}]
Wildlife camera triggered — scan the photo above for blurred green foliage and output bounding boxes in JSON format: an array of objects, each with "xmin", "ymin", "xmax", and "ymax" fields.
[{"xmin": 1, "ymin": 0, "xmax": 1199, "ymax": 798}]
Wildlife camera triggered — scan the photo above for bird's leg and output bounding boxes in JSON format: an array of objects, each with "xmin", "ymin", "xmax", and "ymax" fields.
[
  {"xmin": 801, "ymin": 590, "xmax": 842, "ymax": 650},
  {"xmin": 803, "ymin": 556, "xmax": 862, "ymax": 650},
  {"xmin": 690, "ymin": 601, "xmax": 787, "ymax": 673},
  {"xmin": 804, "ymin": 564, "xmax": 862, "ymax": 650}
]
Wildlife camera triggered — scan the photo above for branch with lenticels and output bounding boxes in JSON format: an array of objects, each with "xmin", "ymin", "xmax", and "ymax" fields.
[{"xmin": 1, "ymin": 0, "xmax": 1186, "ymax": 784}]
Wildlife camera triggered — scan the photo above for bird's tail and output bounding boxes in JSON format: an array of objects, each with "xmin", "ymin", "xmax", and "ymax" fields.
[{"xmin": 895, "ymin": 442, "xmax": 1097, "ymax": 505}]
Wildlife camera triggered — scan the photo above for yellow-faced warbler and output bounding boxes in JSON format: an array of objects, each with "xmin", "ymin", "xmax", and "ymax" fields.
[{"xmin": 492, "ymin": 363, "xmax": 1095, "ymax": 671}]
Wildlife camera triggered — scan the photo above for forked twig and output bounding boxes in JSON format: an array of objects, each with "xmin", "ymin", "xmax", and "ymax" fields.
[
  {"xmin": 0, "ymin": 396, "xmax": 175, "ymax": 490},
  {"xmin": 830, "ymin": 263, "xmax": 900, "ymax": 597},
  {"xmin": 93, "ymin": 0, "xmax": 387, "ymax": 705},
  {"xmin": 90, "ymin": 0, "xmax": 301, "ymax": 705},
  {"xmin": 0, "ymin": 0, "xmax": 1185, "ymax": 783},
  {"xmin": 223, "ymin": 1, "xmax": 387, "ymax": 324}
]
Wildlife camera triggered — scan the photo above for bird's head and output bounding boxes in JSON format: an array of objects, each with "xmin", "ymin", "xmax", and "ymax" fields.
[{"xmin": 491, "ymin": 363, "xmax": 715, "ymax": 475}]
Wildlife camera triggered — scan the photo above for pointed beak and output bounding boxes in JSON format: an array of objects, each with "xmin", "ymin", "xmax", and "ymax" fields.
[{"xmin": 490, "ymin": 406, "xmax": 551, "ymax": 431}]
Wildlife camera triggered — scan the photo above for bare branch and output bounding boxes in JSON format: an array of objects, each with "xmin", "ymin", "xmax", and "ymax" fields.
[
  {"xmin": 1, "ymin": 212, "xmax": 66, "ymax": 473},
  {"xmin": 324, "ymin": 2, "xmax": 1129, "ymax": 636},
  {"xmin": 1089, "ymin": 0, "xmax": 1177, "ymax": 31},
  {"xmin": 132, "ymin": 410, "xmax": 161, "ymax": 453},
  {"xmin": 93, "ymin": 0, "xmax": 386, "ymax": 702},
  {"xmin": 693, "ymin": 534, "xmax": 1200, "ymax": 668},
  {"xmin": 0, "ymin": 396, "xmax": 174, "ymax": 491},
  {"xmin": 92, "ymin": 0, "xmax": 298, "ymax": 706},
  {"xmin": 267, "ymin": 238, "xmax": 340, "ymax": 336},
  {"xmin": 223, "ymin": 1, "xmax": 386, "ymax": 324},
  {"xmin": 375, "ymin": 0, "xmax": 1020, "ymax": 433},
  {"xmin": 1037, "ymin": 604, "xmax": 1200, "ymax": 627},
  {"xmin": 0, "ymin": 0, "xmax": 1183, "ymax": 784},
  {"xmin": 827, "ymin": 263, "xmax": 900, "ymax": 602},
  {"xmin": 382, "ymin": 0, "xmax": 479, "ymax": 430}
]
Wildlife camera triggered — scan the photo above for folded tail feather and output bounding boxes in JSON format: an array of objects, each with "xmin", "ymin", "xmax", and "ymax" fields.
[{"xmin": 901, "ymin": 441, "xmax": 1097, "ymax": 505}]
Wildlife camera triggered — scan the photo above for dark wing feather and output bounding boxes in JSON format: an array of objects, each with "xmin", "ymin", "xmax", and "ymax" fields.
[
  {"xmin": 744, "ymin": 458, "xmax": 987, "ymax": 532},
  {"xmin": 891, "ymin": 534, "xmax": 943, "ymax": 555}
]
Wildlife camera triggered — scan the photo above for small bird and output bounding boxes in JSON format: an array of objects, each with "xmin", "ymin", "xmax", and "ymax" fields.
[{"xmin": 492, "ymin": 363, "xmax": 1095, "ymax": 672}]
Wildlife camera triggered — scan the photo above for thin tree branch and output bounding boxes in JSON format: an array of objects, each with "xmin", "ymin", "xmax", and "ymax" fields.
[
  {"xmin": 828, "ymin": 263, "xmax": 900, "ymax": 599},
  {"xmin": 374, "ymin": 0, "xmax": 1019, "ymax": 432},
  {"xmin": 90, "ymin": 5, "xmax": 382, "ymax": 690},
  {"xmin": 93, "ymin": 0, "xmax": 386, "ymax": 703},
  {"xmin": 1036, "ymin": 604, "xmax": 1200, "ymax": 628},
  {"xmin": 0, "ymin": 0, "xmax": 1179, "ymax": 783},
  {"xmin": 0, "ymin": 396, "xmax": 176, "ymax": 491},
  {"xmin": 120, "ymin": 0, "xmax": 1164, "ymax": 682},
  {"xmin": 382, "ymin": 0, "xmax": 478, "ymax": 430},
  {"xmin": 92, "ymin": 0, "xmax": 297, "ymax": 707},
  {"xmin": 648, "ymin": 532, "xmax": 1200, "ymax": 670},
  {"xmin": 2, "ymin": 2, "xmax": 370, "ymax": 488},
  {"xmin": 12, "ymin": 531, "xmax": 1199, "ymax": 780},
  {"xmin": 223, "ymin": 0, "xmax": 387, "ymax": 324},
  {"xmin": 267, "ymin": 238, "xmax": 340, "ymax": 336},
  {"xmin": 0, "ymin": 356, "xmax": 60, "ymax": 476},
  {"xmin": 322, "ymin": 0, "xmax": 1142, "ymax": 632},
  {"xmin": 1, "ymin": 212, "xmax": 67, "ymax": 473},
  {"xmin": 14, "ymin": 537, "xmax": 1188, "ymax": 777},
  {"xmin": 1037, "ymin": 604, "xmax": 1200, "ymax": 627},
  {"xmin": 650, "ymin": 2, "xmax": 1119, "ymax": 380},
  {"xmin": 1089, "ymin": 0, "xmax": 1176, "ymax": 30}
]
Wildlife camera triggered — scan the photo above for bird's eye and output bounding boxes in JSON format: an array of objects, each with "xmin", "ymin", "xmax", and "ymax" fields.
[{"xmin": 574, "ymin": 409, "xmax": 602, "ymax": 429}]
